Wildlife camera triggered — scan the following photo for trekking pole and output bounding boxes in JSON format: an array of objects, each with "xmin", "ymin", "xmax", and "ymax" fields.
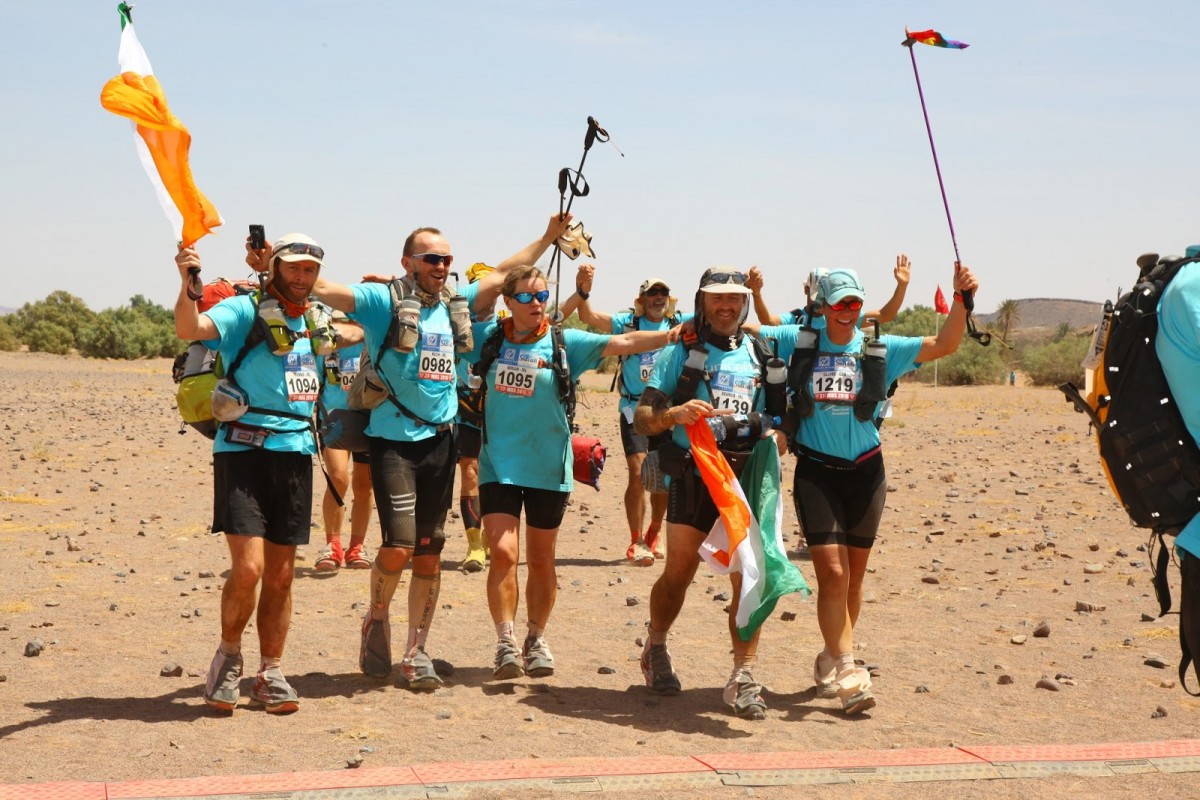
[
  {"xmin": 547, "ymin": 117, "xmax": 618, "ymax": 319},
  {"xmin": 902, "ymin": 28, "xmax": 990, "ymax": 346}
]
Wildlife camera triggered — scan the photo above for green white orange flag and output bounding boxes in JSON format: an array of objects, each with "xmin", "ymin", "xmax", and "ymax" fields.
[
  {"xmin": 99, "ymin": 3, "xmax": 221, "ymax": 248},
  {"xmin": 686, "ymin": 422, "xmax": 810, "ymax": 641}
]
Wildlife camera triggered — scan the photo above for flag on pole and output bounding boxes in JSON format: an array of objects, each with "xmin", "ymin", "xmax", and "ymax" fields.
[
  {"xmin": 904, "ymin": 28, "xmax": 969, "ymax": 49},
  {"xmin": 934, "ymin": 285, "xmax": 951, "ymax": 315},
  {"xmin": 100, "ymin": 3, "xmax": 221, "ymax": 248},
  {"xmin": 685, "ymin": 421, "xmax": 810, "ymax": 641}
]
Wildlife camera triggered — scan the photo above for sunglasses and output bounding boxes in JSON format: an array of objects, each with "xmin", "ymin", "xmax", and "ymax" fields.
[
  {"xmin": 826, "ymin": 298, "xmax": 864, "ymax": 312},
  {"xmin": 642, "ymin": 287, "xmax": 670, "ymax": 298},
  {"xmin": 272, "ymin": 242, "xmax": 325, "ymax": 261},
  {"xmin": 701, "ymin": 271, "xmax": 747, "ymax": 287},
  {"xmin": 411, "ymin": 253, "xmax": 454, "ymax": 267},
  {"xmin": 508, "ymin": 290, "xmax": 550, "ymax": 304}
]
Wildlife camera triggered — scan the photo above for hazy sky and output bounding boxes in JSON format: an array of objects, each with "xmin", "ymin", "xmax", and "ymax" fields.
[{"xmin": 5, "ymin": 2, "xmax": 1199, "ymax": 318}]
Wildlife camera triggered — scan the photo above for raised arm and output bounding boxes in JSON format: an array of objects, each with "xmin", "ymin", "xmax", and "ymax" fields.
[
  {"xmin": 748, "ymin": 266, "xmax": 783, "ymax": 326},
  {"xmin": 570, "ymin": 263, "xmax": 614, "ymax": 331},
  {"xmin": 915, "ymin": 263, "xmax": 978, "ymax": 363},
  {"xmin": 863, "ymin": 254, "xmax": 910, "ymax": 325},
  {"xmin": 174, "ymin": 245, "xmax": 218, "ymax": 341},
  {"xmin": 473, "ymin": 212, "xmax": 574, "ymax": 314}
]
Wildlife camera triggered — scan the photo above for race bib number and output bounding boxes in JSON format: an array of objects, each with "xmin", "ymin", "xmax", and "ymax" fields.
[
  {"xmin": 337, "ymin": 353, "xmax": 360, "ymax": 390},
  {"xmin": 494, "ymin": 346, "xmax": 539, "ymax": 397},
  {"xmin": 285, "ymin": 353, "xmax": 320, "ymax": 402},
  {"xmin": 710, "ymin": 370, "xmax": 755, "ymax": 415},
  {"xmin": 417, "ymin": 332, "xmax": 454, "ymax": 382},
  {"xmin": 637, "ymin": 350, "xmax": 659, "ymax": 383},
  {"xmin": 811, "ymin": 355, "xmax": 860, "ymax": 403}
]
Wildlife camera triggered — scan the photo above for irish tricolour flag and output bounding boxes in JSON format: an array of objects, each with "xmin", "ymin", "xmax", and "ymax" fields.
[
  {"xmin": 686, "ymin": 421, "xmax": 810, "ymax": 641},
  {"xmin": 100, "ymin": 3, "xmax": 221, "ymax": 247}
]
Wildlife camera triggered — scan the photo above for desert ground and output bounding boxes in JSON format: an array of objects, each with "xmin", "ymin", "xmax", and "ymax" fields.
[{"xmin": 0, "ymin": 350, "xmax": 1196, "ymax": 799}]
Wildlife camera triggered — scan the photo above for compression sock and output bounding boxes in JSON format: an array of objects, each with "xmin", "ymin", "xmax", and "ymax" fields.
[
  {"xmin": 526, "ymin": 621, "xmax": 545, "ymax": 640},
  {"xmin": 369, "ymin": 556, "xmax": 404, "ymax": 621},
  {"xmin": 648, "ymin": 623, "xmax": 668, "ymax": 646},
  {"xmin": 496, "ymin": 620, "xmax": 516, "ymax": 644},
  {"xmin": 260, "ymin": 656, "xmax": 281, "ymax": 672},
  {"xmin": 220, "ymin": 639, "xmax": 241, "ymax": 657},
  {"xmin": 405, "ymin": 571, "xmax": 441, "ymax": 651},
  {"xmin": 460, "ymin": 495, "xmax": 481, "ymax": 532}
]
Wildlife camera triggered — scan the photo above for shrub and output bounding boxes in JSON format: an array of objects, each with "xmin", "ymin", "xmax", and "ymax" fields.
[
  {"xmin": 1022, "ymin": 337, "xmax": 1089, "ymax": 386},
  {"xmin": 12, "ymin": 291, "xmax": 96, "ymax": 351},
  {"xmin": 0, "ymin": 316, "xmax": 17, "ymax": 351},
  {"xmin": 24, "ymin": 320, "xmax": 75, "ymax": 354}
]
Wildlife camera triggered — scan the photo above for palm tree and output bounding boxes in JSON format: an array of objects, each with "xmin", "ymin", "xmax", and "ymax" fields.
[{"xmin": 995, "ymin": 299, "xmax": 1021, "ymax": 343}]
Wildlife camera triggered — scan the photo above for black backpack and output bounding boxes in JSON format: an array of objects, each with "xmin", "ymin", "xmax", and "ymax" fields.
[{"xmin": 1061, "ymin": 253, "xmax": 1200, "ymax": 695}]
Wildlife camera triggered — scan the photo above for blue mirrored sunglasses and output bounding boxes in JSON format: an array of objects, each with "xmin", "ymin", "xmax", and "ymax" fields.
[{"xmin": 509, "ymin": 290, "xmax": 550, "ymax": 304}]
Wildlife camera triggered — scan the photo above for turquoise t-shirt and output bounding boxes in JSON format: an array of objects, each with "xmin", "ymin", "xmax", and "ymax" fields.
[
  {"xmin": 610, "ymin": 311, "xmax": 694, "ymax": 417},
  {"xmin": 464, "ymin": 323, "xmax": 608, "ymax": 492},
  {"xmin": 646, "ymin": 335, "xmax": 768, "ymax": 453},
  {"xmin": 770, "ymin": 325, "xmax": 923, "ymax": 461},
  {"xmin": 1156, "ymin": 261, "xmax": 1200, "ymax": 558},
  {"xmin": 319, "ymin": 342, "xmax": 364, "ymax": 414},
  {"xmin": 203, "ymin": 295, "xmax": 317, "ymax": 455},
  {"xmin": 349, "ymin": 282, "xmax": 479, "ymax": 441}
]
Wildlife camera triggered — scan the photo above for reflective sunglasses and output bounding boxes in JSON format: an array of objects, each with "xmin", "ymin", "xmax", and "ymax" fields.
[
  {"xmin": 508, "ymin": 290, "xmax": 550, "ymax": 304},
  {"xmin": 411, "ymin": 253, "xmax": 454, "ymax": 267},
  {"xmin": 272, "ymin": 242, "xmax": 325, "ymax": 261},
  {"xmin": 826, "ymin": 298, "xmax": 864, "ymax": 312},
  {"xmin": 701, "ymin": 270, "xmax": 747, "ymax": 287},
  {"xmin": 642, "ymin": 287, "xmax": 670, "ymax": 298}
]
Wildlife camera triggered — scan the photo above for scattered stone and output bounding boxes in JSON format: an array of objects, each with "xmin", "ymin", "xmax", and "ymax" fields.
[
  {"xmin": 1033, "ymin": 621, "xmax": 1051, "ymax": 638},
  {"xmin": 997, "ymin": 674, "xmax": 1014, "ymax": 685},
  {"xmin": 1144, "ymin": 657, "xmax": 1168, "ymax": 669},
  {"xmin": 198, "ymin": 570, "xmax": 216, "ymax": 579},
  {"xmin": 1035, "ymin": 677, "xmax": 1061, "ymax": 691},
  {"xmin": 1151, "ymin": 706, "xmax": 1168, "ymax": 719},
  {"xmin": 1083, "ymin": 563, "xmax": 1104, "ymax": 574},
  {"xmin": 1088, "ymin": 543, "xmax": 1100, "ymax": 551},
  {"xmin": 1075, "ymin": 601, "xmax": 1105, "ymax": 613},
  {"xmin": 625, "ymin": 596, "xmax": 639, "ymax": 607},
  {"xmin": 713, "ymin": 591, "xmax": 730, "ymax": 602},
  {"xmin": 914, "ymin": 685, "xmax": 929, "ymax": 693},
  {"xmin": 1160, "ymin": 680, "xmax": 1176, "ymax": 689},
  {"xmin": 921, "ymin": 576, "xmax": 940, "ymax": 585},
  {"xmin": 346, "ymin": 756, "xmax": 363, "ymax": 769},
  {"xmin": 160, "ymin": 663, "xmax": 183, "ymax": 678},
  {"xmin": 524, "ymin": 712, "xmax": 536, "ymax": 722},
  {"xmin": 1141, "ymin": 613, "xmax": 1156, "ymax": 622},
  {"xmin": 780, "ymin": 611, "xmax": 797, "ymax": 622},
  {"xmin": 1010, "ymin": 635, "xmax": 1027, "ymax": 645},
  {"xmin": 1116, "ymin": 548, "xmax": 1129, "ymax": 558},
  {"xmin": 597, "ymin": 666, "xmax": 616, "ymax": 675},
  {"xmin": 24, "ymin": 640, "xmax": 43, "ymax": 657},
  {"xmin": 435, "ymin": 710, "xmax": 452, "ymax": 720}
]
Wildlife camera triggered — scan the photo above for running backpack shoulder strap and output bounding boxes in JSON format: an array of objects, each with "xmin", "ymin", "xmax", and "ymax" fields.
[
  {"xmin": 551, "ymin": 324, "xmax": 577, "ymax": 431},
  {"xmin": 784, "ymin": 325, "xmax": 820, "ymax": 420}
]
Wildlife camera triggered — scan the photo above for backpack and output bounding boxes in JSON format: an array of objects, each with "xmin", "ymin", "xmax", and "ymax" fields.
[
  {"xmin": 1060, "ymin": 253, "xmax": 1200, "ymax": 695},
  {"xmin": 783, "ymin": 324, "xmax": 890, "ymax": 430},
  {"xmin": 610, "ymin": 312, "xmax": 682, "ymax": 400},
  {"xmin": 470, "ymin": 324, "xmax": 606, "ymax": 490}
]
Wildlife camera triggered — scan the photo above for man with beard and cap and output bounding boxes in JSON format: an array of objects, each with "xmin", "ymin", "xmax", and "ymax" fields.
[
  {"xmin": 632, "ymin": 266, "xmax": 789, "ymax": 720},
  {"xmin": 309, "ymin": 213, "xmax": 571, "ymax": 691},
  {"xmin": 568, "ymin": 264, "xmax": 691, "ymax": 566},
  {"xmin": 175, "ymin": 231, "xmax": 334, "ymax": 714}
]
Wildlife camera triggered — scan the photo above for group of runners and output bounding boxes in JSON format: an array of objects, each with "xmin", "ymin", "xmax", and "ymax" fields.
[{"xmin": 173, "ymin": 215, "xmax": 978, "ymax": 719}]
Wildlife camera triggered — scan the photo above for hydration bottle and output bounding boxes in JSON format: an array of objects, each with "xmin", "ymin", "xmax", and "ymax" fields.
[
  {"xmin": 764, "ymin": 356, "xmax": 788, "ymax": 418},
  {"xmin": 854, "ymin": 319, "xmax": 888, "ymax": 422},
  {"xmin": 706, "ymin": 412, "xmax": 780, "ymax": 443},
  {"xmin": 394, "ymin": 296, "xmax": 422, "ymax": 353},
  {"xmin": 449, "ymin": 294, "xmax": 473, "ymax": 353}
]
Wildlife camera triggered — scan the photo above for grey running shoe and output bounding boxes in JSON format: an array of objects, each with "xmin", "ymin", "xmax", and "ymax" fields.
[
  {"xmin": 360, "ymin": 612, "xmax": 392, "ymax": 678},
  {"xmin": 640, "ymin": 641, "xmax": 681, "ymax": 695},
  {"xmin": 522, "ymin": 636, "xmax": 555, "ymax": 678},
  {"xmin": 250, "ymin": 667, "xmax": 299, "ymax": 714},
  {"xmin": 400, "ymin": 646, "xmax": 443, "ymax": 691},
  {"xmin": 204, "ymin": 648, "xmax": 243, "ymax": 712},
  {"xmin": 723, "ymin": 669, "xmax": 767, "ymax": 720},
  {"xmin": 813, "ymin": 650, "xmax": 839, "ymax": 699},
  {"xmin": 493, "ymin": 639, "xmax": 525, "ymax": 679}
]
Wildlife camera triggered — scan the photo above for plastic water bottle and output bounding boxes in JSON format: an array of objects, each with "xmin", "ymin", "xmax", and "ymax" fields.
[
  {"xmin": 449, "ymin": 294, "xmax": 473, "ymax": 352},
  {"xmin": 395, "ymin": 296, "xmax": 422, "ymax": 353},
  {"xmin": 706, "ymin": 413, "xmax": 780, "ymax": 442},
  {"xmin": 764, "ymin": 357, "xmax": 787, "ymax": 417}
]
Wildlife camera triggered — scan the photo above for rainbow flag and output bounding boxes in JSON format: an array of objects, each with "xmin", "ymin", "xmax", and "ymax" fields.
[
  {"xmin": 687, "ymin": 422, "xmax": 809, "ymax": 640},
  {"xmin": 905, "ymin": 28, "xmax": 969, "ymax": 50},
  {"xmin": 100, "ymin": 3, "xmax": 221, "ymax": 248}
]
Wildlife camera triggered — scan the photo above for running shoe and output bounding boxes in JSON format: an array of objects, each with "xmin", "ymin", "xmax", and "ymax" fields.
[
  {"xmin": 461, "ymin": 527, "xmax": 486, "ymax": 573},
  {"xmin": 204, "ymin": 647, "xmax": 243, "ymax": 712},
  {"xmin": 400, "ymin": 646, "xmax": 443, "ymax": 691},
  {"xmin": 344, "ymin": 543, "xmax": 371, "ymax": 570},
  {"xmin": 723, "ymin": 668, "xmax": 767, "ymax": 720},
  {"xmin": 629, "ymin": 541, "xmax": 655, "ymax": 567},
  {"xmin": 640, "ymin": 640, "xmax": 681, "ymax": 695},
  {"xmin": 493, "ymin": 638, "xmax": 525, "ymax": 680},
  {"xmin": 360, "ymin": 612, "xmax": 392, "ymax": 678},
  {"xmin": 835, "ymin": 665, "xmax": 877, "ymax": 715},
  {"xmin": 522, "ymin": 636, "xmax": 555, "ymax": 677},
  {"xmin": 250, "ymin": 667, "xmax": 300, "ymax": 714},
  {"xmin": 314, "ymin": 540, "xmax": 343, "ymax": 572},
  {"xmin": 813, "ymin": 650, "xmax": 839, "ymax": 699},
  {"xmin": 645, "ymin": 528, "xmax": 664, "ymax": 559}
]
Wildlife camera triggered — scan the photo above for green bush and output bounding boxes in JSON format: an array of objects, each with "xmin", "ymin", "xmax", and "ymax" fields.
[
  {"xmin": 0, "ymin": 316, "xmax": 17, "ymax": 351},
  {"xmin": 12, "ymin": 291, "xmax": 97, "ymax": 351},
  {"xmin": 24, "ymin": 320, "xmax": 75, "ymax": 354},
  {"xmin": 1022, "ymin": 337, "xmax": 1089, "ymax": 386},
  {"xmin": 77, "ymin": 299, "xmax": 180, "ymax": 359},
  {"xmin": 878, "ymin": 305, "xmax": 1006, "ymax": 385}
]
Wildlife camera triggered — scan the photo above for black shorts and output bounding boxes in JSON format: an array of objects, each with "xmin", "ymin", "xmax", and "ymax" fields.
[
  {"xmin": 792, "ymin": 446, "xmax": 886, "ymax": 549},
  {"xmin": 368, "ymin": 430, "xmax": 456, "ymax": 555},
  {"xmin": 352, "ymin": 451, "xmax": 369, "ymax": 465},
  {"xmin": 664, "ymin": 450, "xmax": 752, "ymax": 531},
  {"xmin": 619, "ymin": 413, "xmax": 669, "ymax": 458},
  {"xmin": 480, "ymin": 482, "xmax": 570, "ymax": 529},
  {"xmin": 456, "ymin": 424, "xmax": 482, "ymax": 460},
  {"xmin": 212, "ymin": 450, "xmax": 313, "ymax": 546}
]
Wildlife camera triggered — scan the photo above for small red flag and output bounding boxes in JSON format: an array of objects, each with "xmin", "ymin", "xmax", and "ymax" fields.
[{"xmin": 934, "ymin": 286, "xmax": 950, "ymax": 315}]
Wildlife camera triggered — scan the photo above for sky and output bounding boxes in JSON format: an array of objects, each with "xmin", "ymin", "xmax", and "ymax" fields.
[{"xmin": 4, "ymin": 1, "xmax": 1200, "ymax": 319}]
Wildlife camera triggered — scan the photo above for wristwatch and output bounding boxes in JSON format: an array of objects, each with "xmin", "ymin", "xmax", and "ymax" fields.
[{"xmin": 576, "ymin": 287, "xmax": 590, "ymax": 300}]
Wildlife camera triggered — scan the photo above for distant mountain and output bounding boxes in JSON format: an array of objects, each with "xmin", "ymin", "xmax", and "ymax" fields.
[
  {"xmin": 975, "ymin": 298, "xmax": 1103, "ymax": 332},
  {"xmin": 0, "ymin": 306, "xmax": 14, "ymax": 317}
]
